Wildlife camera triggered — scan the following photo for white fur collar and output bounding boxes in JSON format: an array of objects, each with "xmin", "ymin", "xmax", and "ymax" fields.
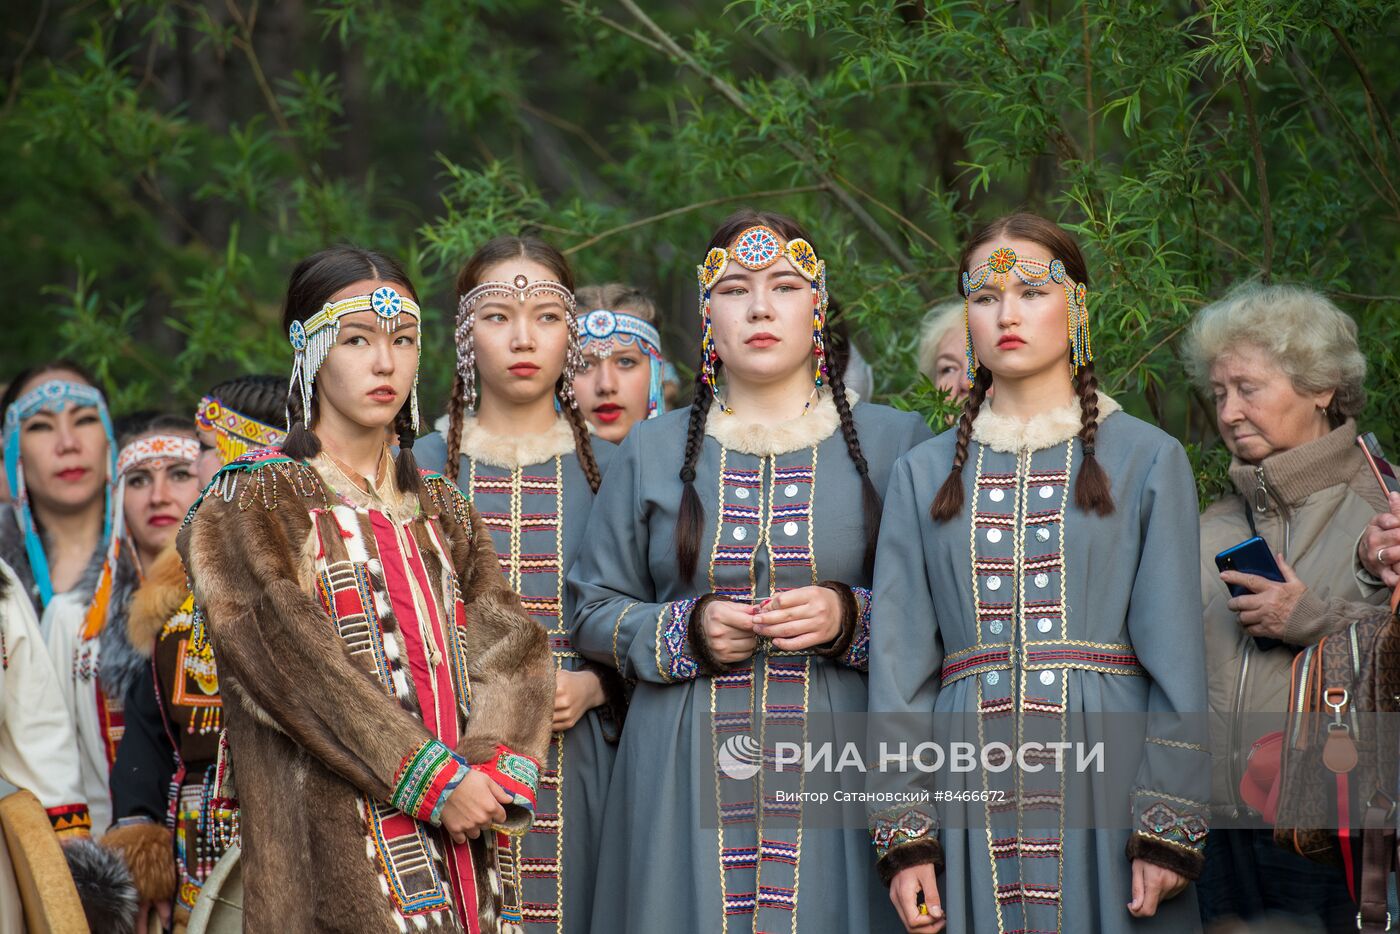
[
  {"xmin": 432, "ymin": 414, "xmax": 576, "ymax": 469},
  {"xmin": 705, "ymin": 389, "xmax": 857, "ymax": 457},
  {"xmin": 972, "ymin": 392, "xmax": 1121, "ymax": 454}
]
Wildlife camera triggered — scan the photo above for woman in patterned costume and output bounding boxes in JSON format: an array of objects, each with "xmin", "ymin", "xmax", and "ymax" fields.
[
  {"xmin": 868, "ymin": 213, "xmax": 1209, "ymax": 934},
  {"xmin": 177, "ymin": 247, "xmax": 553, "ymax": 933},
  {"xmin": 416, "ymin": 235, "xmax": 619, "ymax": 934},
  {"xmin": 567, "ymin": 210, "xmax": 931, "ymax": 933},
  {"xmin": 105, "ymin": 374, "xmax": 286, "ymax": 930}
]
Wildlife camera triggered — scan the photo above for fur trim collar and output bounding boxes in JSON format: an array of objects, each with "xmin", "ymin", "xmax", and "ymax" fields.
[
  {"xmin": 432, "ymin": 414, "xmax": 576, "ymax": 469},
  {"xmin": 972, "ymin": 392, "xmax": 1122, "ymax": 454},
  {"xmin": 704, "ymin": 389, "xmax": 857, "ymax": 457},
  {"xmin": 127, "ymin": 545, "xmax": 188, "ymax": 658}
]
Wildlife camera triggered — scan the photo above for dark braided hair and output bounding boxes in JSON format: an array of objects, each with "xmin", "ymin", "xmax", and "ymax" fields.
[
  {"xmin": 674, "ymin": 208, "xmax": 881, "ymax": 584},
  {"xmin": 929, "ymin": 365, "xmax": 993, "ymax": 521},
  {"xmin": 1072, "ymin": 361, "xmax": 1113, "ymax": 515},
  {"xmin": 449, "ymin": 235, "xmax": 602, "ymax": 493},
  {"xmin": 279, "ymin": 246, "xmax": 423, "ymax": 496},
  {"xmin": 930, "ymin": 212, "xmax": 1113, "ymax": 523},
  {"xmin": 443, "ymin": 370, "xmax": 469, "ymax": 485},
  {"xmin": 204, "ymin": 374, "xmax": 285, "ymax": 429}
]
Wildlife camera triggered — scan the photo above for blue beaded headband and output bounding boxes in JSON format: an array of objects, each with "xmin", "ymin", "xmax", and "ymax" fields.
[
  {"xmin": 579, "ymin": 309, "xmax": 667, "ymax": 419},
  {"xmin": 2, "ymin": 380, "xmax": 117, "ymax": 605}
]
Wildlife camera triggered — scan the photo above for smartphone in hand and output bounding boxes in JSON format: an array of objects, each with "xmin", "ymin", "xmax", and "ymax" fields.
[{"xmin": 1214, "ymin": 536, "xmax": 1287, "ymax": 651}]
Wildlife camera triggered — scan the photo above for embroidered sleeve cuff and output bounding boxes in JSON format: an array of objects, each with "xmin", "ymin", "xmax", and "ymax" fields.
[
  {"xmin": 654, "ymin": 594, "xmax": 712, "ymax": 680},
  {"xmin": 871, "ymin": 806, "xmax": 941, "ymax": 882},
  {"xmin": 392, "ymin": 738, "xmax": 470, "ymax": 825},
  {"xmin": 1126, "ymin": 830, "xmax": 1206, "ymax": 880},
  {"xmin": 476, "ymin": 744, "xmax": 542, "ymax": 834},
  {"xmin": 1130, "ymin": 791, "xmax": 1207, "ymax": 880},
  {"xmin": 816, "ymin": 582, "xmax": 871, "ymax": 670},
  {"xmin": 46, "ymin": 803, "xmax": 92, "ymax": 838}
]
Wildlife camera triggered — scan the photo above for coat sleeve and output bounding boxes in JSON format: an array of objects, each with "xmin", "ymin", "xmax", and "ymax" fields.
[
  {"xmin": 108, "ymin": 662, "xmax": 174, "ymax": 824},
  {"xmin": 179, "ymin": 468, "xmax": 467, "ymax": 828},
  {"xmin": 1123, "ymin": 441, "xmax": 1212, "ymax": 880},
  {"xmin": 424, "ymin": 476, "xmax": 552, "ymax": 826},
  {"xmin": 0, "ymin": 562, "xmax": 90, "ymax": 836},
  {"xmin": 567, "ymin": 430, "xmax": 721, "ymax": 684},
  {"xmin": 865, "ymin": 455, "xmax": 945, "ymax": 884}
]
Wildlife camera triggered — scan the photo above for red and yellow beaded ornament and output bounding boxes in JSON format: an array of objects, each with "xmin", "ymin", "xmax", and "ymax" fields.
[
  {"xmin": 959, "ymin": 247, "xmax": 1093, "ymax": 380},
  {"xmin": 695, "ymin": 225, "xmax": 830, "ymax": 401}
]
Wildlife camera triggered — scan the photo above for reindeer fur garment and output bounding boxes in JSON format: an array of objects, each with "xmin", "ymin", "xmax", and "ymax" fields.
[{"xmin": 178, "ymin": 456, "xmax": 552, "ymax": 933}]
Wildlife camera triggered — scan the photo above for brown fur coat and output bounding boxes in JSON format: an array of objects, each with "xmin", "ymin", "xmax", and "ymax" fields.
[{"xmin": 177, "ymin": 454, "xmax": 552, "ymax": 933}]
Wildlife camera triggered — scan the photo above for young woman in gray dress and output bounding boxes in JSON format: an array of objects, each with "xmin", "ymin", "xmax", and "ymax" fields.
[
  {"xmin": 416, "ymin": 236, "xmax": 621, "ymax": 934},
  {"xmin": 868, "ymin": 213, "xmax": 1209, "ymax": 934},
  {"xmin": 567, "ymin": 210, "xmax": 932, "ymax": 933}
]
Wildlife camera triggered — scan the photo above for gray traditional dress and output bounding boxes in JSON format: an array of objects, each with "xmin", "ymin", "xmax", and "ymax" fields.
[
  {"xmin": 417, "ymin": 416, "xmax": 619, "ymax": 934},
  {"xmin": 567, "ymin": 391, "xmax": 932, "ymax": 934},
  {"xmin": 866, "ymin": 394, "xmax": 1210, "ymax": 934}
]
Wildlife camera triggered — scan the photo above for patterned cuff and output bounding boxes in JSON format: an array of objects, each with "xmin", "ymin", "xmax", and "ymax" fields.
[
  {"xmin": 871, "ymin": 807, "xmax": 942, "ymax": 884},
  {"xmin": 656, "ymin": 596, "xmax": 705, "ymax": 681},
  {"xmin": 475, "ymin": 744, "xmax": 542, "ymax": 816},
  {"xmin": 815, "ymin": 582, "xmax": 871, "ymax": 670},
  {"xmin": 46, "ymin": 803, "xmax": 93, "ymax": 838},
  {"xmin": 1129, "ymin": 790, "xmax": 1207, "ymax": 879},
  {"xmin": 392, "ymin": 738, "xmax": 470, "ymax": 825}
]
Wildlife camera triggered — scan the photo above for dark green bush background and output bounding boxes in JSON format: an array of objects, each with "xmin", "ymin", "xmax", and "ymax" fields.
[{"xmin": 3, "ymin": 0, "xmax": 1398, "ymax": 500}]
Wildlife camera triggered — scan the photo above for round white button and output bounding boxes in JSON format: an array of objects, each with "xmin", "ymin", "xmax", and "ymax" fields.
[
  {"xmin": 783, "ymin": 521, "xmax": 799, "ymax": 537},
  {"xmin": 989, "ymin": 621, "xmax": 1004, "ymax": 635},
  {"xmin": 986, "ymin": 528, "xmax": 1003, "ymax": 544},
  {"xmin": 986, "ymin": 672, "xmax": 1000, "ymax": 686},
  {"xmin": 1034, "ymin": 573, "xmax": 1050, "ymax": 589},
  {"xmin": 1039, "ymin": 485, "xmax": 1054, "ymax": 499},
  {"xmin": 989, "ymin": 489, "xmax": 1006, "ymax": 503},
  {"xmin": 987, "ymin": 576, "xmax": 1002, "ymax": 591},
  {"xmin": 733, "ymin": 527, "xmax": 747, "ymax": 541},
  {"xmin": 1040, "ymin": 671, "xmax": 1056, "ymax": 685},
  {"xmin": 1038, "ymin": 618, "xmax": 1053, "ymax": 633},
  {"xmin": 785, "ymin": 484, "xmax": 799, "ymax": 497},
  {"xmin": 735, "ymin": 487, "xmax": 750, "ymax": 499},
  {"xmin": 1036, "ymin": 527, "xmax": 1051, "ymax": 542}
]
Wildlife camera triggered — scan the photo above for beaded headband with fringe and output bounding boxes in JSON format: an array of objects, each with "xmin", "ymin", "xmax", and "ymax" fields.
[
  {"xmin": 960, "ymin": 247, "xmax": 1093, "ymax": 380},
  {"xmin": 695, "ymin": 225, "xmax": 830, "ymax": 397},
  {"xmin": 454, "ymin": 274, "xmax": 583, "ymax": 411},
  {"xmin": 287, "ymin": 285, "xmax": 421, "ymax": 430},
  {"xmin": 197, "ymin": 395, "xmax": 287, "ymax": 464},
  {"xmin": 579, "ymin": 308, "xmax": 667, "ymax": 420},
  {"xmin": 1, "ymin": 380, "xmax": 116, "ymax": 606}
]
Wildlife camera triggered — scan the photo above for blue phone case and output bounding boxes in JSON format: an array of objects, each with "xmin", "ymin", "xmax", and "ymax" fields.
[{"xmin": 1214, "ymin": 536, "xmax": 1287, "ymax": 651}]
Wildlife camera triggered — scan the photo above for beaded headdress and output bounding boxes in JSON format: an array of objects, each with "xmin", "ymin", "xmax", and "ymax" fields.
[
  {"xmin": 695, "ymin": 225, "xmax": 829, "ymax": 395},
  {"xmin": 1, "ymin": 380, "xmax": 117, "ymax": 606},
  {"xmin": 454, "ymin": 274, "xmax": 583, "ymax": 411},
  {"xmin": 197, "ymin": 395, "xmax": 287, "ymax": 464},
  {"xmin": 578, "ymin": 309, "xmax": 667, "ymax": 420},
  {"xmin": 960, "ymin": 247, "xmax": 1093, "ymax": 380},
  {"xmin": 80, "ymin": 432, "xmax": 201, "ymax": 640},
  {"xmin": 287, "ymin": 285, "xmax": 421, "ymax": 429}
]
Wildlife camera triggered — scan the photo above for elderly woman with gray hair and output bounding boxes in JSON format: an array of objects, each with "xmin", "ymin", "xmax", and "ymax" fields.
[{"xmin": 1189, "ymin": 282, "xmax": 1390, "ymax": 932}]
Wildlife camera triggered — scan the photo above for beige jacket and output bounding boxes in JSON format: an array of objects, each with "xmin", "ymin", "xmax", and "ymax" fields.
[{"xmin": 1202, "ymin": 420, "xmax": 1391, "ymax": 812}]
